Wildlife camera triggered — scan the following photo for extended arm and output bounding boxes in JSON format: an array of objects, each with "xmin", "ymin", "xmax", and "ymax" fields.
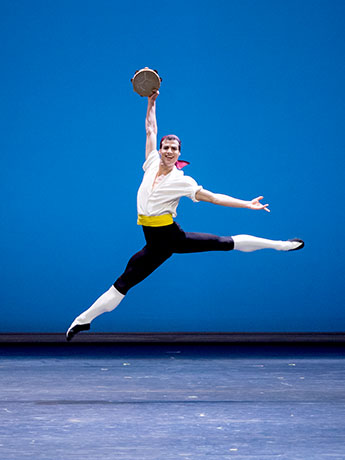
[
  {"xmin": 195, "ymin": 188, "xmax": 270, "ymax": 212},
  {"xmin": 145, "ymin": 91, "xmax": 159, "ymax": 159}
]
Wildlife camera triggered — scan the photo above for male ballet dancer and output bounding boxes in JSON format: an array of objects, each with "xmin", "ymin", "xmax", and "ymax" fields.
[{"xmin": 66, "ymin": 90, "xmax": 304, "ymax": 340}]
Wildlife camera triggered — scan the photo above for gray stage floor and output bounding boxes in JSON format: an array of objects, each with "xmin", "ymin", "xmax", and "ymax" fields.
[{"xmin": 0, "ymin": 344, "xmax": 344, "ymax": 459}]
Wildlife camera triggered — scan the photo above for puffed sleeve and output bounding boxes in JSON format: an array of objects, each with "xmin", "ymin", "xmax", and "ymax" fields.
[
  {"xmin": 183, "ymin": 175, "xmax": 203, "ymax": 202},
  {"xmin": 142, "ymin": 150, "xmax": 160, "ymax": 171}
]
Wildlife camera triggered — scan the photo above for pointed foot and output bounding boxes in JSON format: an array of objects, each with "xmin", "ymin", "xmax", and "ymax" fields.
[
  {"xmin": 287, "ymin": 238, "xmax": 304, "ymax": 251},
  {"xmin": 66, "ymin": 323, "xmax": 90, "ymax": 342}
]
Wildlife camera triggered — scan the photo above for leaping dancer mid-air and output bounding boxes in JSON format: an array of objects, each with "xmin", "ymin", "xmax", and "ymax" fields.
[{"xmin": 66, "ymin": 89, "xmax": 304, "ymax": 341}]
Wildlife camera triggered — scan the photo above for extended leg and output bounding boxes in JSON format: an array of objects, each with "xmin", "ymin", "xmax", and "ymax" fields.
[
  {"xmin": 66, "ymin": 246, "xmax": 171, "ymax": 341},
  {"xmin": 66, "ymin": 285, "xmax": 125, "ymax": 341},
  {"xmin": 114, "ymin": 246, "xmax": 172, "ymax": 294},
  {"xmin": 172, "ymin": 228, "xmax": 234, "ymax": 254},
  {"xmin": 232, "ymin": 234, "xmax": 304, "ymax": 252},
  {"xmin": 171, "ymin": 225, "xmax": 303, "ymax": 254}
]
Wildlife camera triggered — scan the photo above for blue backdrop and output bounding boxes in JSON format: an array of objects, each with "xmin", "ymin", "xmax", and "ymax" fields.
[{"xmin": 1, "ymin": 0, "xmax": 344, "ymax": 332}]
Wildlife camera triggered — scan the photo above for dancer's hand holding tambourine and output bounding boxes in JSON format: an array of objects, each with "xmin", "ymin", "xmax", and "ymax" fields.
[
  {"xmin": 131, "ymin": 67, "xmax": 162, "ymax": 97},
  {"xmin": 148, "ymin": 89, "xmax": 159, "ymax": 102}
]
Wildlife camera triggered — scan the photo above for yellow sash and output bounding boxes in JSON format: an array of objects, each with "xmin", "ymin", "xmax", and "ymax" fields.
[{"xmin": 137, "ymin": 214, "xmax": 173, "ymax": 227}]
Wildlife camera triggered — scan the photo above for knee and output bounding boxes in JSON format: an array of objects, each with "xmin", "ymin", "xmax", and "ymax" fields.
[
  {"xmin": 113, "ymin": 279, "xmax": 129, "ymax": 296},
  {"xmin": 219, "ymin": 236, "xmax": 235, "ymax": 251}
]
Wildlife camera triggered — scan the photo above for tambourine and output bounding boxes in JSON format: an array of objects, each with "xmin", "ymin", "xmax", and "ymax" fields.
[{"xmin": 131, "ymin": 67, "xmax": 162, "ymax": 97}]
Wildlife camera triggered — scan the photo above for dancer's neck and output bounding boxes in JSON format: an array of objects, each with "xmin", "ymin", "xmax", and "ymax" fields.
[{"xmin": 158, "ymin": 164, "xmax": 174, "ymax": 176}]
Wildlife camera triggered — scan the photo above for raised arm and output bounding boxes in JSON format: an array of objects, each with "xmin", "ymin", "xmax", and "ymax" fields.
[
  {"xmin": 145, "ymin": 90, "xmax": 159, "ymax": 159},
  {"xmin": 195, "ymin": 188, "xmax": 270, "ymax": 212}
]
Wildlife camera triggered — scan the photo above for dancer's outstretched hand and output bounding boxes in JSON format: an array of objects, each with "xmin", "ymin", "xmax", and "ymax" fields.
[{"xmin": 248, "ymin": 196, "xmax": 270, "ymax": 212}]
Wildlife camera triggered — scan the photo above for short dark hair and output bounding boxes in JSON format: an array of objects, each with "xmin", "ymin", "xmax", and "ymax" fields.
[{"xmin": 159, "ymin": 134, "xmax": 181, "ymax": 151}]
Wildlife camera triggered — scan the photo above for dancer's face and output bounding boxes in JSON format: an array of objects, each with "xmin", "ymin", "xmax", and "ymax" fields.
[{"xmin": 159, "ymin": 139, "xmax": 180, "ymax": 169}]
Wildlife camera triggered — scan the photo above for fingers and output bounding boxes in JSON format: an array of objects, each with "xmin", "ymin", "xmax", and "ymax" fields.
[
  {"xmin": 149, "ymin": 89, "xmax": 159, "ymax": 99},
  {"xmin": 252, "ymin": 196, "xmax": 270, "ymax": 212},
  {"xmin": 251, "ymin": 202, "xmax": 270, "ymax": 212}
]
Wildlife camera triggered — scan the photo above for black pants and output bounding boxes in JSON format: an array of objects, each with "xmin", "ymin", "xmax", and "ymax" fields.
[{"xmin": 114, "ymin": 222, "xmax": 234, "ymax": 295}]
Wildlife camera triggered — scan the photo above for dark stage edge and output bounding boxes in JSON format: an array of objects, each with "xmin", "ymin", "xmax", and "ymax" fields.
[{"xmin": 1, "ymin": 332, "xmax": 345, "ymax": 343}]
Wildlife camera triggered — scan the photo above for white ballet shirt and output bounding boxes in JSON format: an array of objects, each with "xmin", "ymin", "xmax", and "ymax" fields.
[{"xmin": 137, "ymin": 150, "xmax": 203, "ymax": 218}]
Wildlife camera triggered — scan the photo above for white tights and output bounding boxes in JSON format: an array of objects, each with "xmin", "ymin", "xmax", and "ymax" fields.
[
  {"xmin": 232, "ymin": 234, "xmax": 297, "ymax": 252},
  {"xmin": 70, "ymin": 286, "xmax": 124, "ymax": 327}
]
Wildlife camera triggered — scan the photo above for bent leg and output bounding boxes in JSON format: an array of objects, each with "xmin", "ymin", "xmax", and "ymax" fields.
[{"xmin": 232, "ymin": 234, "xmax": 303, "ymax": 252}]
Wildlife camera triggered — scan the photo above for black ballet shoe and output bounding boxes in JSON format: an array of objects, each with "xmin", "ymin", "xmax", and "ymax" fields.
[
  {"xmin": 287, "ymin": 238, "xmax": 304, "ymax": 251},
  {"xmin": 66, "ymin": 323, "xmax": 90, "ymax": 342}
]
